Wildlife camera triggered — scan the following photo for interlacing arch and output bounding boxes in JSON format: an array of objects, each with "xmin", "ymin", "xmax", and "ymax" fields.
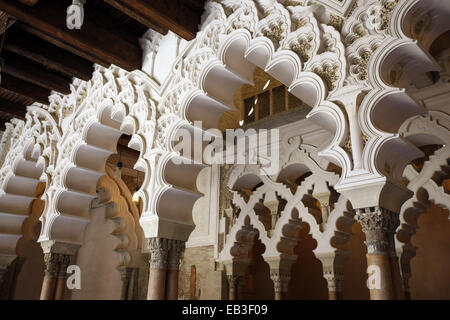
[
  {"xmin": 396, "ymin": 111, "xmax": 450, "ymax": 297},
  {"xmin": 155, "ymin": 0, "xmax": 449, "ymax": 223},
  {"xmin": 217, "ymin": 142, "xmax": 355, "ymax": 292},
  {"xmin": 0, "ymin": 0, "xmax": 440, "ymax": 253}
]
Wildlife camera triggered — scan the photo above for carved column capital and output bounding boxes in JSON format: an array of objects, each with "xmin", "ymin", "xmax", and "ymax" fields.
[
  {"xmin": 269, "ymin": 269, "xmax": 290, "ymax": 293},
  {"xmin": 57, "ymin": 254, "xmax": 71, "ymax": 278},
  {"xmin": 167, "ymin": 240, "xmax": 185, "ymax": 271},
  {"xmin": 356, "ymin": 207, "xmax": 399, "ymax": 254},
  {"xmin": 146, "ymin": 238, "xmax": 171, "ymax": 270},
  {"xmin": 43, "ymin": 252, "xmax": 71, "ymax": 278},
  {"xmin": 43, "ymin": 253, "xmax": 60, "ymax": 277},
  {"xmin": 40, "ymin": 240, "xmax": 78, "ymax": 278}
]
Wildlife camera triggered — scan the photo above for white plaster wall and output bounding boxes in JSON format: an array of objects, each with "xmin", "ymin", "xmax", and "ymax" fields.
[{"xmin": 70, "ymin": 205, "xmax": 123, "ymax": 300}]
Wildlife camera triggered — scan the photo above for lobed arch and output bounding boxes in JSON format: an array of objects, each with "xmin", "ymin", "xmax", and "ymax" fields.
[
  {"xmin": 35, "ymin": 66, "xmax": 158, "ymax": 248},
  {"xmin": 391, "ymin": 0, "xmax": 450, "ymax": 51},
  {"xmin": 356, "ymin": 0, "xmax": 449, "ymax": 187},
  {"xmin": 0, "ymin": 0, "xmax": 447, "ymax": 261},
  {"xmin": 0, "ymin": 107, "xmax": 60, "ymax": 269},
  {"xmin": 155, "ymin": 0, "xmax": 354, "ymax": 209},
  {"xmin": 218, "ymin": 145, "xmax": 354, "ymax": 269}
]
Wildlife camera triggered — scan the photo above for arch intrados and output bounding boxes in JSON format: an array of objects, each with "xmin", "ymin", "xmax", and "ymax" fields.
[
  {"xmin": 277, "ymin": 163, "xmax": 311, "ymax": 184},
  {"xmin": 232, "ymin": 174, "xmax": 263, "ymax": 192},
  {"xmin": 371, "ymin": 90, "xmax": 426, "ymax": 134}
]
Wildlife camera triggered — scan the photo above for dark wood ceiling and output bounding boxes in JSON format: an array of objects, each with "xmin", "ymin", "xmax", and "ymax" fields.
[{"xmin": 0, "ymin": 0, "xmax": 206, "ymax": 131}]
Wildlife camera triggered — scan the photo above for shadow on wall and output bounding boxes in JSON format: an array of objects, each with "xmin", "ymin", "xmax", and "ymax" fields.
[
  {"xmin": 240, "ymin": 239, "xmax": 274, "ymax": 300},
  {"xmin": 341, "ymin": 222, "xmax": 370, "ymax": 300},
  {"xmin": 288, "ymin": 230, "xmax": 328, "ymax": 300},
  {"xmin": 6, "ymin": 197, "xmax": 46, "ymax": 300},
  {"xmin": 410, "ymin": 203, "xmax": 450, "ymax": 299},
  {"xmin": 70, "ymin": 204, "xmax": 123, "ymax": 300}
]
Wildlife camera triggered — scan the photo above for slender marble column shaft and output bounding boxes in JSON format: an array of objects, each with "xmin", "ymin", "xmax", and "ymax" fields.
[
  {"xmin": 54, "ymin": 254, "xmax": 71, "ymax": 300},
  {"xmin": 357, "ymin": 207, "xmax": 399, "ymax": 300},
  {"xmin": 166, "ymin": 240, "xmax": 185, "ymax": 300},
  {"xmin": 147, "ymin": 238, "xmax": 170, "ymax": 300},
  {"xmin": 270, "ymin": 270, "xmax": 289, "ymax": 300},
  {"xmin": 40, "ymin": 253, "xmax": 59, "ymax": 300}
]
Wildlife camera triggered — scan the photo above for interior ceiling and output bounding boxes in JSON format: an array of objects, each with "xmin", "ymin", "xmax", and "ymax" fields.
[{"xmin": 0, "ymin": 0, "xmax": 206, "ymax": 130}]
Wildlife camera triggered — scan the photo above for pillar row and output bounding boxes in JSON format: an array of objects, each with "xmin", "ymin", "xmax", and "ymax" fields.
[
  {"xmin": 226, "ymin": 275, "xmax": 242, "ymax": 300},
  {"xmin": 146, "ymin": 237, "xmax": 185, "ymax": 300},
  {"xmin": 39, "ymin": 241, "xmax": 79, "ymax": 300}
]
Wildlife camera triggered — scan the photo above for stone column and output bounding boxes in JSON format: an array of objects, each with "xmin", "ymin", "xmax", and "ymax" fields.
[
  {"xmin": 312, "ymin": 182, "xmax": 331, "ymax": 232},
  {"xmin": 40, "ymin": 241, "xmax": 79, "ymax": 300},
  {"xmin": 119, "ymin": 267, "xmax": 134, "ymax": 300},
  {"xmin": 318, "ymin": 251, "xmax": 348, "ymax": 300},
  {"xmin": 147, "ymin": 238, "xmax": 170, "ymax": 300},
  {"xmin": 387, "ymin": 236, "xmax": 404, "ymax": 299},
  {"xmin": 270, "ymin": 270, "xmax": 289, "ymax": 300},
  {"xmin": 40, "ymin": 252, "xmax": 59, "ymax": 300},
  {"xmin": 324, "ymin": 273, "xmax": 344, "ymax": 300},
  {"xmin": 54, "ymin": 254, "xmax": 71, "ymax": 300},
  {"xmin": 224, "ymin": 260, "xmax": 249, "ymax": 301},
  {"xmin": 226, "ymin": 275, "xmax": 242, "ymax": 300},
  {"xmin": 265, "ymin": 257, "xmax": 295, "ymax": 300},
  {"xmin": 264, "ymin": 198, "xmax": 279, "ymax": 236},
  {"xmin": 166, "ymin": 240, "xmax": 185, "ymax": 300},
  {"xmin": 357, "ymin": 207, "xmax": 398, "ymax": 300}
]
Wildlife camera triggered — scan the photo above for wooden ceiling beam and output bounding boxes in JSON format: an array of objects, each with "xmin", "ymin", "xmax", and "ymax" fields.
[
  {"xmin": 103, "ymin": 0, "xmax": 202, "ymax": 40},
  {"xmin": 1, "ymin": 74, "xmax": 50, "ymax": 104},
  {"xmin": 2, "ymin": 51, "xmax": 71, "ymax": 94},
  {"xmin": 4, "ymin": 28, "xmax": 94, "ymax": 81},
  {"xmin": 0, "ymin": 0, "xmax": 142, "ymax": 71},
  {"xmin": 0, "ymin": 97, "xmax": 26, "ymax": 120}
]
